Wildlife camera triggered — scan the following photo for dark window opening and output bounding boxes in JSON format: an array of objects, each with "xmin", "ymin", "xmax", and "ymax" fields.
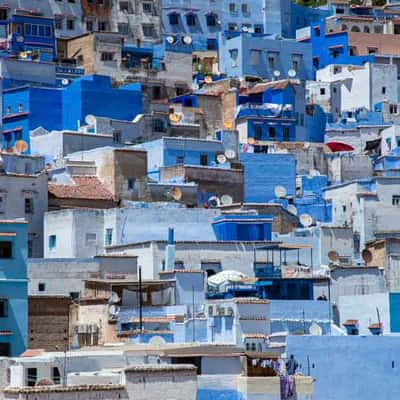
[{"xmin": 0, "ymin": 241, "xmax": 12, "ymax": 258}]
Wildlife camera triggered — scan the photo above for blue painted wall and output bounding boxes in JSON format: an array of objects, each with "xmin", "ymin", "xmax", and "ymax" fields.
[
  {"xmin": 2, "ymin": 86, "xmax": 31, "ymax": 154},
  {"xmin": 29, "ymin": 75, "xmax": 142, "ymax": 131},
  {"xmin": 219, "ymin": 33, "xmax": 314, "ymax": 80},
  {"xmin": 239, "ymin": 153, "xmax": 296, "ymax": 202},
  {"xmin": 390, "ymin": 293, "xmax": 400, "ymax": 333},
  {"xmin": 287, "ymin": 335, "xmax": 400, "ymax": 400},
  {"xmin": 0, "ymin": 221, "xmax": 28, "ymax": 357}
]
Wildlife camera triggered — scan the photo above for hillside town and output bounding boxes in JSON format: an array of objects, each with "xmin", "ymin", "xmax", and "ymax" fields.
[{"xmin": 0, "ymin": 0, "xmax": 400, "ymax": 399}]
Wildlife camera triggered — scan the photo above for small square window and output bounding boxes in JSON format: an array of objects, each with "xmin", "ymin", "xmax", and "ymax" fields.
[
  {"xmin": 142, "ymin": 24, "xmax": 155, "ymax": 37},
  {"xmin": 25, "ymin": 198, "xmax": 33, "ymax": 214},
  {"xmin": 393, "ymin": 195, "xmax": 400, "ymax": 206},
  {"xmin": 38, "ymin": 282, "xmax": 46, "ymax": 292},
  {"xmin": 143, "ymin": 3, "xmax": 152, "ymax": 13},
  {"xmin": 229, "ymin": 3, "xmax": 236, "ymax": 12},
  {"xmin": 169, "ymin": 13, "xmax": 179, "ymax": 25},
  {"xmin": 320, "ymin": 88, "xmax": 326, "ymax": 95},
  {"xmin": 241, "ymin": 3, "xmax": 249, "ymax": 13},
  {"xmin": 66, "ymin": 19, "xmax": 75, "ymax": 30},
  {"xmin": 85, "ymin": 233, "xmax": 97, "ymax": 246},
  {"xmin": 186, "ymin": 14, "xmax": 196, "ymax": 26},
  {"xmin": 128, "ymin": 178, "xmax": 136, "ymax": 190},
  {"xmin": 0, "ymin": 299, "xmax": 8, "ymax": 317},
  {"xmin": 0, "ymin": 242, "xmax": 11, "ymax": 258},
  {"xmin": 382, "ymin": 86, "xmax": 387, "ymax": 95},
  {"xmin": 176, "ymin": 156, "xmax": 184, "ymax": 165}
]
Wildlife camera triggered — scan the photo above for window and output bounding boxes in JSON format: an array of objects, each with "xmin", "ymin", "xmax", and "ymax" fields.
[
  {"xmin": 268, "ymin": 126, "xmax": 276, "ymax": 139},
  {"xmin": 112, "ymin": 130, "xmax": 121, "ymax": 144},
  {"xmin": 153, "ymin": 118, "xmax": 166, "ymax": 132},
  {"xmin": 228, "ymin": 23, "xmax": 237, "ymax": 32},
  {"xmin": 142, "ymin": 2, "xmax": 152, "ymax": 14},
  {"xmin": 66, "ymin": 18, "xmax": 74, "ymax": 30},
  {"xmin": 0, "ymin": 197, "xmax": 4, "ymax": 213},
  {"xmin": 0, "ymin": 299, "xmax": 8, "ymax": 317},
  {"xmin": 176, "ymin": 156, "xmax": 184, "ymax": 164},
  {"xmin": 48, "ymin": 235, "xmax": 56, "ymax": 251},
  {"xmin": 342, "ymin": 205, "xmax": 346, "ymax": 212},
  {"xmin": 254, "ymin": 125, "xmax": 262, "ymax": 140},
  {"xmin": 268, "ymin": 55, "xmax": 275, "ymax": 69},
  {"xmin": 241, "ymin": 3, "xmax": 249, "ymax": 13},
  {"xmin": 0, "ymin": 9, "xmax": 7, "ymax": 20},
  {"xmin": 98, "ymin": 21, "xmax": 107, "ymax": 31},
  {"xmin": 98, "ymin": 0, "xmax": 104, "ymax": 4},
  {"xmin": 26, "ymin": 368, "xmax": 37, "ymax": 387},
  {"xmin": 313, "ymin": 26, "xmax": 320, "ymax": 37},
  {"xmin": 0, "ymin": 242, "xmax": 12, "ymax": 258},
  {"xmin": 250, "ymin": 49, "xmax": 261, "ymax": 65},
  {"xmin": 105, "ymin": 228, "xmax": 113, "ymax": 246},
  {"xmin": 28, "ymin": 240, "xmax": 33, "ymax": 258},
  {"xmin": 38, "ymin": 282, "xmax": 45, "ymax": 292},
  {"xmin": 313, "ymin": 57, "xmax": 319, "ymax": 69},
  {"xmin": 186, "ymin": 14, "xmax": 196, "ymax": 26},
  {"xmin": 251, "ymin": 342, "xmax": 256, "ymax": 351},
  {"xmin": 292, "ymin": 59, "xmax": 299, "ymax": 71},
  {"xmin": 128, "ymin": 178, "xmax": 136, "ymax": 190},
  {"xmin": 118, "ymin": 23, "xmax": 129, "ymax": 34},
  {"xmin": 152, "ymin": 86, "xmax": 161, "ymax": 100},
  {"xmin": 333, "ymin": 87, "xmax": 337, "ymax": 94},
  {"xmin": 200, "ymin": 154, "xmax": 208, "ymax": 166},
  {"xmin": 229, "ymin": 3, "xmax": 236, "ymax": 12},
  {"xmin": 390, "ymin": 104, "xmax": 398, "ymax": 114},
  {"xmin": 364, "ymin": 26, "xmax": 370, "ymax": 33},
  {"xmin": 374, "ymin": 25, "xmax": 383, "ymax": 33},
  {"xmin": 206, "ymin": 14, "xmax": 217, "ymax": 26},
  {"xmin": 101, "ymin": 52, "xmax": 114, "ymax": 61},
  {"xmin": 320, "ymin": 88, "xmax": 326, "ymax": 96},
  {"xmin": 119, "ymin": 1, "xmax": 130, "ymax": 12},
  {"xmin": 17, "ymin": 103, "xmax": 23, "ymax": 113},
  {"xmin": 55, "ymin": 16, "xmax": 63, "ymax": 30},
  {"xmin": 393, "ymin": 195, "xmax": 400, "ymax": 206},
  {"xmin": 52, "ymin": 367, "xmax": 61, "ymax": 385},
  {"xmin": 229, "ymin": 49, "xmax": 238, "ymax": 67},
  {"xmin": 25, "ymin": 198, "xmax": 33, "ymax": 214},
  {"xmin": 6, "ymin": 106, "xmax": 11, "ymax": 115},
  {"xmin": 85, "ymin": 233, "xmax": 97, "ymax": 246},
  {"xmin": 142, "ymin": 24, "xmax": 155, "ymax": 37},
  {"xmin": 254, "ymin": 24, "xmax": 263, "ymax": 34},
  {"xmin": 169, "ymin": 13, "xmax": 179, "ymax": 25},
  {"xmin": 382, "ymin": 86, "xmax": 387, "ymax": 95},
  {"xmin": 86, "ymin": 20, "xmax": 94, "ymax": 31},
  {"xmin": 283, "ymin": 127, "xmax": 290, "ymax": 141},
  {"xmin": 77, "ymin": 55, "xmax": 84, "ymax": 66}
]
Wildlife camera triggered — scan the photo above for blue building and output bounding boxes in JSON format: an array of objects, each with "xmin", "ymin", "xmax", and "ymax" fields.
[
  {"xmin": 0, "ymin": 13, "xmax": 56, "ymax": 62},
  {"xmin": 239, "ymin": 153, "xmax": 296, "ymax": 203},
  {"xmin": 162, "ymin": 0, "xmax": 266, "ymax": 52},
  {"xmin": 136, "ymin": 137, "xmax": 226, "ymax": 181},
  {"xmin": 212, "ymin": 214, "xmax": 273, "ymax": 241},
  {"xmin": 300, "ymin": 20, "xmax": 373, "ymax": 70},
  {"xmin": 2, "ymin": 85, "xmax": 30, "ymax": 154},
  {"xmin": 0, "ymin": 220, "xmax": 28, "ymax": 357},
  {"xmin": 237, "ymin": 80, "xmax": 326, "ymax": 146},
  {"xmin": 219, "ymin": 33, "xmax": 314, "ymax": 81},
  {"xmin": 27, "ymin": 75, "xmax": 142, "ymax": 132}
]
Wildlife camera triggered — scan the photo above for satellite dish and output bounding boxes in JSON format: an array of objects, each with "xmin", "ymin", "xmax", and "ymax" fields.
[
  {"xmin": 223, "ymin": 120, "xmax": 233, "ymax": 129},
  {"xmin": 362, "ymin": 249, "xmax": 373, "ymax": 264},
  {"xmin": 328, "ymin": 250, "xmax": 339, "ymax": 262},
  {"xmin": 61, "ymin": 78, "xmax": 69, "ymax": 86},
  {"xmin": 217, "ymin": 154, "xmax": 227, "ymax": 164},
  {"xmin": 273, "ymin": 70, "xmax": 281, "ymax": 78},
  {"xmin": 287, "ymin": 204, "xmax": 297, "ymax": 215},
  {"xmin": 309, "ymin": 169, "xmax": 320, "ymax": 177},
  {"xmin": 207, "ymin": 196, "xmax": 220, "ymax": 208},
  {"xmin": 242, "ymin": 26, "xmax": 249, "ymax": 32},
  {"xmin": 309, "ymin": 322, "xmax": 322, "ymax": 336},
  {"xmin": 303, "ymin": 142, "xmax": 311, "ymax": 150},
  {"xmin": 149, "ymin": 335, "xmax": 166, "ymax": 347},
  {"xmin": 288, "ymin": 69, "xmax": 297, "ymax": 78},
  {"xmin": 19, "ymin": 52, "xmax": 27, "ymax": 59},
  {"xmin": 182, "ymin": 35, "xmax": 192, "ymax": 45},
  {"xmin": 299, "ymin": 213, "xmax": 313, "ymax": 227},
  {"xmin": 170, "ymin": 186, "xmax": 183, "ymax": 201},
  {"xmin": 15, "ymin": 140, "xmax": 28, "ymax": 153},
  {"xmin": 225, "ymin": 149, "xmax": 236, "ymax": 159},
  {"xmin": 247, "ymin": 138, "xmax": 255, "ymax": 145},
  {"xmin": 166, "ymin": 35, "xmax": 175, "ymax": 44},
  {"xmin": 108, "ymin": 305, "xmax": 120, "ymax": 317},
  {"xmin": 16, "ymin": 35, "xmax": 24, "ymax": 43},
  {"xmin": 221, "ymin": 194, "xmax": 233, "ymax": 206},
  {"xmin": 274, "ymin": 185, "xmax": 287, "ymax": 199},
  {"xmin": 204, "ymin": 76, "xmax": 212, "ymax": 84},
  {"xmin": 109, "ymin": 292, "xmax": 121, "ymax": 304},
  {"xmin": 85, "ymin": 114, "xmax": 96, "ymax": 125},
  {"xmin": 169, "ymin": 113, "xmax": 182, "ymax": 123}
]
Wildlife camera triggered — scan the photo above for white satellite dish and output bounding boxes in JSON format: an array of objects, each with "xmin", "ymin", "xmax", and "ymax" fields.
[
  {"xmin": 309, "ymin": 169, "xmax": 321, "ymax": 177},
  {"xmin": 225, "ymin": 149, "xmax": 236, "ymax": 159},
  {"xmin": 274, "ymin": 185, "xmax": 287, "ymax": 199},
  {"xmin": 273, "ymin": 70, "xmax": 281, "ymax": 78},
  {"xmin": 61, "ymin": 78, "xmax": 69, "ymax": 86},
  {"xmin": 309, "ymin": 322, "xmax": 322, "ymax": 336},
  {"xmin": 217, "ymin": 154, "xmax": 227, "ymax": 164},
  {"xmin": 288, "ymin": 69, "xmax": 297, "ymax": 78},
  {"xmin": 85, "ymin": 114, "xmax": 96, "ymax": 125},
  {"xmin": 303, "ymin": 142, "xmax": 311, "ymax": 150},
  {"xmin": 166, "ymin": 35, "xmax": 175, "ymax": 44},
  {"xmin": 109, "ymin": 291, "xmax": 120, "ymax": 304},
  {"xmin": 207, "ymin": 196, "xmax": 220, "ymax": 208},
  {"xmin": 182, "ymin": 35, "xmax": 192, "ymax": 45},
  {"xmin": 287, "ymin": 204, "xmax": 298, "ymax": 215},
  {"xmin": 299, "ymin": 213, "xmax": 313, "ymax": 227},
  {"xmin": 221, "ymin": 194, "xmax": 233, "ymax": 206},
  {"xmin": 108, "ymin": 305, "xmax": 120, "ymax": 317},
  {"xmin": 242, "ymin": 26, "xmax": 249, "ymax": 32}
]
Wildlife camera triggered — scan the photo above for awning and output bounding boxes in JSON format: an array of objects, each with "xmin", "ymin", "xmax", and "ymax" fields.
[{"xmin": 326, "ymin": 142, "xmax": 354, "ymax": 152}]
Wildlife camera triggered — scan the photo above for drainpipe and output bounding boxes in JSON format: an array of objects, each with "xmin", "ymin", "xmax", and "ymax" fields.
[{"xmin": 165, "ymin": 227, "xmax": 175, "ymax": 271}]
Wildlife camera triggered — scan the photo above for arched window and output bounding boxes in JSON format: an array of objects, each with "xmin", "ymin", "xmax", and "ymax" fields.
[
  {"xmin": 341, "ymin": 24, "xmax": 347, "ymax": 31},
  {"xmin": 364, "ymin": 26, "xmax": 370, "ymax": 33},
  {"xmin": 351, "ymin": 26, "xmax": 360, "ymax": 32}
]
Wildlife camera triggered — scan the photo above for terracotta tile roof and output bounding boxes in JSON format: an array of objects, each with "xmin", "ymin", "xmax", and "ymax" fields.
[
  {"xmin": 368, "ymin": 322, "xmax": 382, "ymax": 329},
  {"xmin": 125, "ymin": 364, "xmax": 197, "ymax": 373},
  {"xmin": 247, "ymin": 80, "xmax": 291, "ymax": 95},
  {"xmin": 242, "ymin": 333, "xmax": 268, "ymax": 339},
  {"xmin": 48, "ymin": 176, "xmax": 115, "ymax": 201},
  {"xmin": 129, "ymin": 316, "xmax": 175, "ymax": 323},
  {"xmin": 159, "ymin": 269, "xmax": 206, "ymax": 274},
  {"xmin": 233, "ymin": 298, "xmax": 269, "ymax": 304},
  {"xmin": 20, "ymin": 348, "xmax": 45, "ymax": 357},
  {"xmin": 4, "ymin": 385, "xmax": 125, "ymax": 394},
  {"xmin": 349, "ymin": 32, "xmax": 400, "ymax": 55},
  {"xmin": 343, "ymin": 319, "xmax": 358, "ymax": 326}
]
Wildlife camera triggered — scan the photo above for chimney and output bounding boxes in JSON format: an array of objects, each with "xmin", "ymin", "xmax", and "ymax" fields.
[{"xmin": 165, "ymin": 227, "xmax": 175, "ymax": 271}]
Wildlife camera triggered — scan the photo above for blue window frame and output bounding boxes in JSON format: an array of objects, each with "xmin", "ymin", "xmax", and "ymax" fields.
[
  {"xmin": 169, "ymin": 13, "xmax": 179, "ymax": 25},
  {"xmin": 25, "ymin": 24, "xmax": 31, "ymax": 35},
  {"xmin": 31, "ymin": 25, "xmax": 38, "ymax": 36},
  {"xmin": 186, "ymin": 14, "xmax": 196, "ymax": 26}
]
